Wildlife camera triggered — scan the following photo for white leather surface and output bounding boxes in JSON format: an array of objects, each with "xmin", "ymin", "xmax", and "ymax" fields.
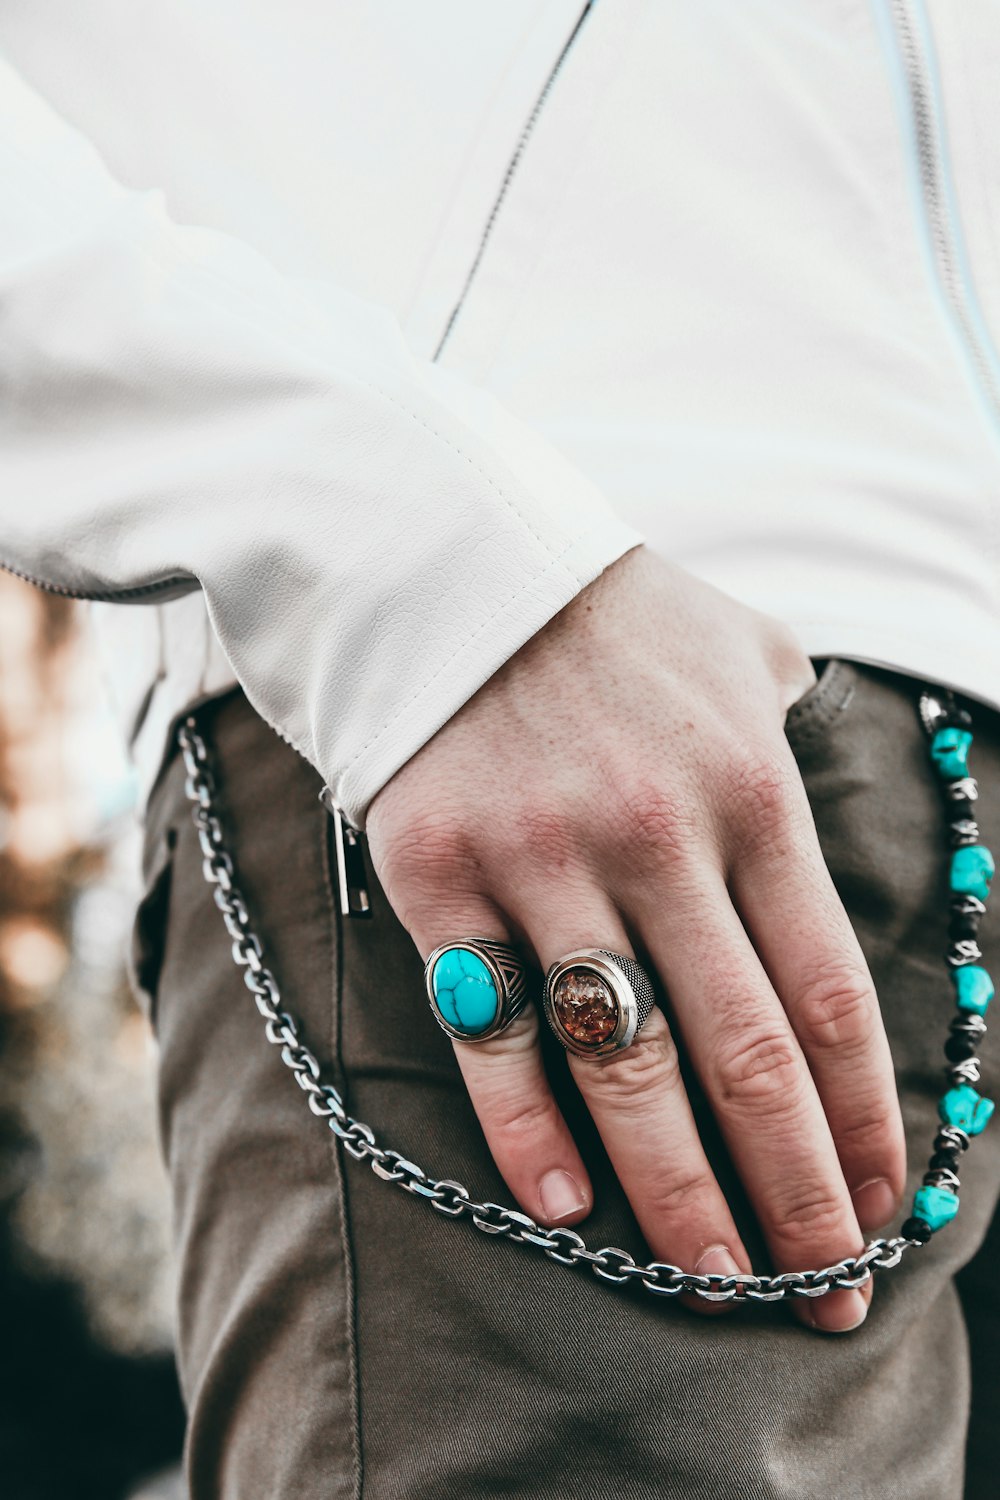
[
  {"xmin": 3, "ymin": 1, "xmax": 1000, "ymax": 820},
  {"xmin": 0, "ymin": 31, "xmax": 638, "ymax": 825}
]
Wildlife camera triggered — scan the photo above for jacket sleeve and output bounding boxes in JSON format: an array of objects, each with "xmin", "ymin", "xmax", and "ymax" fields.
[{"xmin": 0, "ymin": 56, "xmax": 640, "ymax": 827}]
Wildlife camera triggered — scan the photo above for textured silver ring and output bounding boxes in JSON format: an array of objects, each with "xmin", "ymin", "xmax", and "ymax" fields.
[
  {"xmin": 424, "ymin": 939, "xmax": 529, "ymax": 1043},
  {"xmin": 543, "ymin": 949, "xmax": 655, "ymax": 1057}
]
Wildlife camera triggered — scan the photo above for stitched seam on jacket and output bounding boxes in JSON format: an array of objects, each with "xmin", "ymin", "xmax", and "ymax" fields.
[
  {"xmin": 156, "ymin": 236, "xmax": 579, "ymax": 561},
  {"xmin": 9, "ymin": 157, "xmax": 618, "ymax": 785},
  {"xmin": 13, "ymin": 178, "xmax": 589, "ymax": 568},
  {"xmin": 3, "ymin": 143, "xmax": 599, "ymax": 573}
]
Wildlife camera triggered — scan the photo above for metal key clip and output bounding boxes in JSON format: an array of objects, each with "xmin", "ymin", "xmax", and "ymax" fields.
[{"xmin": 320, "ymin": 787, "xmax": 372, "ymax": 919}]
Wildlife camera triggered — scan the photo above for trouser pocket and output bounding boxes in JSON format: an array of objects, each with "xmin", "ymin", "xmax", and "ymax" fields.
[
  {"xmin": 783, "ymin": 656, "xmax": 858, "ymax": 751},
  {"xmin": 128, "ymin": 825, "xmax": 176, "ymax": 1031}
]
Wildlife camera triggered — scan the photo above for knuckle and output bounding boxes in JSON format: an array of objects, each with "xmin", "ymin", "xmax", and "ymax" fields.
[
  {"xmin": 714, "ymin": 1029, "xmax": 804, "ymax": 1114},
  {"xmin": 502, "ymin": 802, "xmax": 580, "ymax": 875},
  {"xmin": 577, "ymin": 1025, "xmax": 682, "ymax": 1104},
  {"xmin": 613, "ymin": 783, "xmax": 698, "ymax": 871},
  {"xmin": 471, "ymin": 1010, "xmax": 540, "ymax": 1061},
  {"xmin": 770, "ymin": 1184, "xmax": 847, "ymax": 1248},
  {"xmin": 833, "ymin": 1100, "xmax": 903, "ymax": 1161},
  {"xmin": 794, "ymin": 960, "xmax": 878, "ymax": 1053},
  {"xmin": 379, "ymin": 811, "xmax": 481, "ymax": 898},
  {"xmin": 486, "ymin": 1091, "xmax": 559, "ymax": 1143},
  {"xmin": 646, "ymin": 1168, "xmax": 720, "ymax": 1222},
  {"xmin": 723, "ymin": 749, "xmax": 800, "ymax": 849}
]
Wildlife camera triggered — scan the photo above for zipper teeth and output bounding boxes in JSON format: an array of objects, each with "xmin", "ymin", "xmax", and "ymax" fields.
[
  {"xmin": 890, "ymin": 0, "xmax": 1000, "ymax": 421},
  {"xmin": 1, "ymin": 561, "xmax": 327, "ymax": 792},
  {"xmin": 0, "ymin": 557, "xmax": 191, "ymax": 603},
  {"xmin": 432, "ymin": 1, "xmax": 596, "ymax": 362},
  {"xmin": 0, "ymin": 557, "xmax": 325, "ymax": 779}
]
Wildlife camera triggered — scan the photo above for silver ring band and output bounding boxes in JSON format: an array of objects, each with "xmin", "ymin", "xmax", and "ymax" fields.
[
  {"xmin": 543, "ymin": 949, "xmax": 655, "ymax": 1057},
  {"xmin": 424, "ymin": 938, "xmax": 529, "ymax": 1042}
]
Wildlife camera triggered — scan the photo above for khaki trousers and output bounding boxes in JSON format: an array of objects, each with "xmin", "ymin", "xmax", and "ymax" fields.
[{"xmin": 133, "ymin": 661, "xmax": 1000, "ymax": 1498}]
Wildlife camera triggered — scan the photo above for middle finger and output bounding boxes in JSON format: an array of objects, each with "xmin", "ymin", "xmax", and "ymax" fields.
[{"xmin": 503, "ymin": 884, "xmax": 754, "ymax": 1292}]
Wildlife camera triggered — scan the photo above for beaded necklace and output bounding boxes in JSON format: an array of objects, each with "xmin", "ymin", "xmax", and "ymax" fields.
[{"xmin": 901, "ymin": 691, "xmax": 995, "ymax": 1241}]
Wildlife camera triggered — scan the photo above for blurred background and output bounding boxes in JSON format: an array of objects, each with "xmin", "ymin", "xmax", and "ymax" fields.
[{"xmin": 0, "ymin": 574, "xmax": 185, "ymax": 1499}]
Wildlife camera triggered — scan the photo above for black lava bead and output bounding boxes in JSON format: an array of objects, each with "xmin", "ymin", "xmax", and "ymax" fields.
[
  {"xmin": 944, "ymin": 1033, "xmax": 978, "ymax": 1063},
  {"xmin": 929, "ymin": 1148, "xmax": 960, "ymax": 1172},
  {"xmin": 901, "ymin": 1217, "xmax": 933, "ymax": 1244},
  {"xmin": 949, "ymin": 910, "xmax": 981, "ymax": 942},
  {"xmin": 934, "ymin": 1128, "xmax": 971, "ymax": 1153}
]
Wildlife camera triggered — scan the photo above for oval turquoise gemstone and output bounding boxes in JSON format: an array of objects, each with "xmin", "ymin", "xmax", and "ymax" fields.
[
  {"xmin": 939, "ymin": 1083, "xmax": 995, "ymax": 1136},
  {"xmin": 913, "ymin": 1184, "xmax": 959, "ymax": 1231},
  {"xmin": 930, "ymin": 727, "xmax": 973, "ymax": 781},
  {"xmin": 950, "ymin": 845, "xmax": 995, "ymax": 903},
  {"xmin": 953, "ymin": 964, "xmax": 995, "ymax": 1016},
  {"xmin": 431, "ymin": 947, "xmax": 500, "ymax": 1036}
]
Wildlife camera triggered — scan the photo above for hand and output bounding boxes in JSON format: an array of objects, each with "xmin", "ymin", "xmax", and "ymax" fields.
[{"xmin": 366, "ymin": 546, "xmax": 906, "ymax": 1331}]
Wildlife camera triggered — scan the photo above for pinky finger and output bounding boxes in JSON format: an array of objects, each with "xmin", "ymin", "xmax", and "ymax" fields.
[
  {"xmin": 412, "ymin": 901, "xmax": 593, "ymax": 1230},
  {"xmin": 453, "ymin": 1005, "xmax": 594, "ymax": 1227}
]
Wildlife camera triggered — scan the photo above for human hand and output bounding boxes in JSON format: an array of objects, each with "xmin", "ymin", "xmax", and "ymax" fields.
[{"xmin": 366, "ymin": 547, "xmax": 906, "ymax": 1331}]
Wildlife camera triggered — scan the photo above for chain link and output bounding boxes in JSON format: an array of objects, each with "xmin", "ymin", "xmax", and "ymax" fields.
[{"xmin": 177, "ymin": 717, "xmax": 919, "ymax": 1304}]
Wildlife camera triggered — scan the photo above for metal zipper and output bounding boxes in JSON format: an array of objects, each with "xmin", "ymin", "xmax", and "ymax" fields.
[
  {"xmin": 0, "ymin": 556, "xmax": 191, "ymax": 603},
  {"xmin": 886, "ymin": 0, "xmax": 1000, "ymax": 427},
  {"xmin": 320, "ymin": 786, "xmax": 372, "ymax": 919},
  {"xmin": 10, "ymin": 0, "xmax": 594, "ymax": 926},
  {"xmin": 432, "ymin": 1, "xmax": 597, "ymax": 362},
  {"xmin": 2, "ymin": 559, "xmax": 371, "ymax": 908}
]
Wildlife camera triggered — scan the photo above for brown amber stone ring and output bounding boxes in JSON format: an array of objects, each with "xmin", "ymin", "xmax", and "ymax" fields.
[{"xmin": 543, "ymin": 950, "xmax": 655, "ymax": 1058}]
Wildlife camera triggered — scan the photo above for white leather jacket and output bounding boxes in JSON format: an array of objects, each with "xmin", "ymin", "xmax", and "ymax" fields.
[{"xmin": 3, "ymin": 2, "xmax": 1000, "ymax": 825}]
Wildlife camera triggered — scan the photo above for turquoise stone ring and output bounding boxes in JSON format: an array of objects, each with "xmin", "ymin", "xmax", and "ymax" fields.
[{"xmin": 425, "ymin": 939, "xmax": 528, "ymax": 1042}]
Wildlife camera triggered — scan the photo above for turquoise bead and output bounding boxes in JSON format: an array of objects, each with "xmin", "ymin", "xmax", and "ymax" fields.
[
  {"xmin": 431, "ymin": 947, "xmax": 500, "ymax": 1036},
  {"xmin": 953, "ymin": 964, "xmax": 995, "ymax": 1016},
  {"xmin": 950, "ymin": 845, "xmax": 995, "ymax": 903},
  {"xmin": 939, "ymin": 1083, "xmax": 995, "ymax": 1136},
  {"xmin": 913, "ymin": 1184, "xmax": 959, "ymax": 1231},
  {"xmin": 930, "ymin": 727, "xmax": 973, "ymax": 780}
]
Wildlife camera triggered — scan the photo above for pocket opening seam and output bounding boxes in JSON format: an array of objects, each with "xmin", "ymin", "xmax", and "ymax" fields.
[{"xmin": 784, "ymin": 659, "xmax": 858, "ymax": 747}]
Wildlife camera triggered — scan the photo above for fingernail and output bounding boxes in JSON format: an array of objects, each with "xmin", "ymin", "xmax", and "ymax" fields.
[
  {"xmin": 852, "ymin": 1177, "xmax": 897, "ymax": 1231},
  {"xmin": 807, "ymin": 1288, "xmax": 868, "ymax": 1333},
  {"xmin": 539, "ymin": 1169, "xmax": 587, "ymax": 1224},
  {"xmin": 695, "ymin": 1244, "xmax": 741, "ymax": 1277}
]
